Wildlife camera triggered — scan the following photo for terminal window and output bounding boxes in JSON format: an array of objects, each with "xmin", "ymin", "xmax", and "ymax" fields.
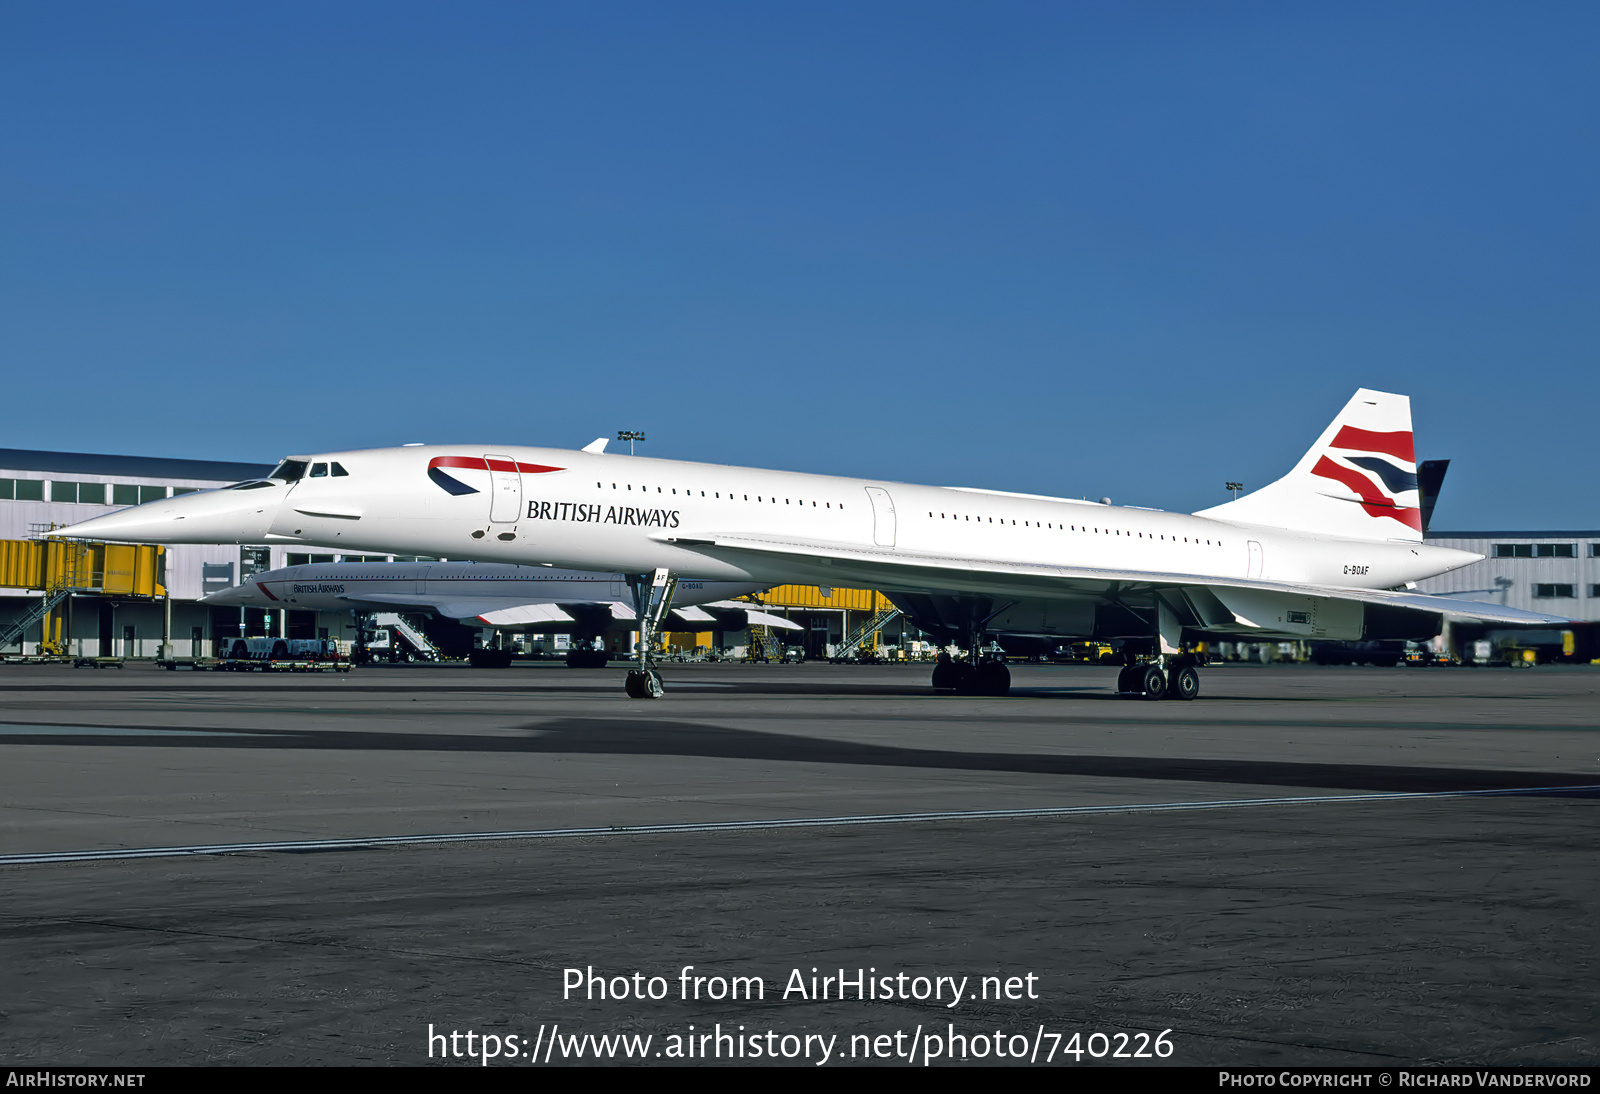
[
  {"xmin": 0, "ymin": 478, "xmax": 47, "ymax": 501},
  {"xmin": 201, "ymin": 563, "xmax": 234, "ymax": 595},
  {"xmin": 286, "ymin": 554, "xmax": 336, "ymax": 566},
  {"xmin": 240, "ymin": 546, "xmax": 272, "ymax": 578},
  {"xmin": 50, "ymin": 481, "xmax": 107, "ymax": 504},
  {"xmin": 112, "ymin": 484, "xmax": 170, "ymax": 505},
  {"xmin": 1533, "ymin": 584, "xmax": 1575, "ymax": 598},
  {"xmin": 1494, "ymin": 544, "xmax": 1575, "ymax": 558}
]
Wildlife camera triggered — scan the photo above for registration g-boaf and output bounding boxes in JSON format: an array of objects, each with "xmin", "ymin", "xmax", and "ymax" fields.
[{"xmin": 53, "ymin": 389, "xmax": 1568, "ymax": 700}]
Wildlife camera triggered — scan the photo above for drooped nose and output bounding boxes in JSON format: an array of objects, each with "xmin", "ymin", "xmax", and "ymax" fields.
[{"xmin": 46, "ymin": 481, "xmax": 288, "ymax": 545}]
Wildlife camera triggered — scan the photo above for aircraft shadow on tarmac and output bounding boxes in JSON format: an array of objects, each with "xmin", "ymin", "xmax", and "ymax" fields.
[{"xmin": 4, "ymin": 717, "xmax": 1597, "ymax": 797}]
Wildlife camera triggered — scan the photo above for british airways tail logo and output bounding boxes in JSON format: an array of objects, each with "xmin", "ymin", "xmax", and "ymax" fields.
[
  {"xmin": 427, "ymin": 456, "xmax": 565, "ymax": 496},
  {"xmin": 1311, "ymin": 426, "xmax": 1422, "ymax": 531}
]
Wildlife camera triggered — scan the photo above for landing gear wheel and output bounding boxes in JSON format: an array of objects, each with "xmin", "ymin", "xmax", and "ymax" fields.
[
  {"xmin": 1116, "ymin": 665, "xmax": 1138, "ymax": 695},
  {"xmin": 625, "ymin": 668, "xmax": 664, "ymax": 698},
  {"xmin": 931, "ymin": 652, "xmax": 956, "ymax": 690},
  {"xmin": 1138, "ymin": 664, "xmax": 1168, "ymax": 700},
  {"xmin": 950, "ymin": 662, "xmax": 978, "ymax": 695},
  {"xmin": 1168, "ymin": 665, "xmax": 1200, "ymax": 701},
  {"xmin": 976, "ymin": 659, "xmax": 1011, "ymax": 697}
]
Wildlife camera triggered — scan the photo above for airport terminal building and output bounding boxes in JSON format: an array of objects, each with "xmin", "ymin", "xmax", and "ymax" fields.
[
  {"xmin": 1416, "ymin": 531, "xmax": 1600, "ymax": 623},
  {"xmin": 0, "ymin": 449, "xmax": 437, "ymax": 659}
]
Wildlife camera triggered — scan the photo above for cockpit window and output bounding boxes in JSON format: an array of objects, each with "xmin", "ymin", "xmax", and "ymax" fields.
[
  {"xmin": 331, "ymin": 462, "xmax": 350, "ymax": 477},
  {"xmin": 269, "ymin": 459, "xmax": 308, "ymax": 482},
  {"xmin": 310, "ymin": 462, "xmax": 328, "ymax": 478},
  {"xmin": 225, "ymin": 480, "xmax": 278, "ymax": 490}
]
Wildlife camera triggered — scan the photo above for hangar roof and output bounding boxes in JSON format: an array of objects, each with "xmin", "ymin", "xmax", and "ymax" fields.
[
  {"xmin": 0, "ymin": 448, "xmax": 273, "ymax": 483},
  {"xmin": 1429, "ymin": 531, "xmax": 1600, "ymax": 539}
]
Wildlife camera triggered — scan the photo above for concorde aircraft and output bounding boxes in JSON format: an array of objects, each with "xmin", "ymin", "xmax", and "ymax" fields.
[
  {"xmin": 202, "ymin": 560, "xmax": 797, "ymax": 665},
  {"xmin": 52, "ymin": 391, "xmax": 1566, "ymax": 699}
]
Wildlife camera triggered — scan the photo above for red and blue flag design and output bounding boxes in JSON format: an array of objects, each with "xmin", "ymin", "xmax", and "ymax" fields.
[
  {"xmin": 427, "ymin": 456, "xmax": 565, "ymax": 496},
  {"xmin": 1310, "ymin": 427, "xmax": 1421, "ymax": 531}
]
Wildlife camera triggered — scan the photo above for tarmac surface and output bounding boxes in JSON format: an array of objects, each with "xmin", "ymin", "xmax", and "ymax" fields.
[{"xmin": 1, "ymin": 659, "xmax": 1596, "ymax": 1067}]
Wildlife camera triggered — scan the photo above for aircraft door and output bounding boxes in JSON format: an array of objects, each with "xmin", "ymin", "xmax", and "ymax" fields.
[
  {"xmin": 486, "ymin": 454, "xmax": 521, "ymax": 523},
  {"xmin": 1247, "ymin": 540, "xmax": 1264, "ymax": 579},
  {"xmin": 413, "ymin": 564, "xmax": 432, "ymax": 595},
  {"xmin": 865, "ymin": 487, "xmax": 897, "ymax": 547}
]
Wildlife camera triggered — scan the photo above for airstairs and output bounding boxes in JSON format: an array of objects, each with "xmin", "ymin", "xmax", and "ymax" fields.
[
  {"xmin": 833, "ymin": 606, "xmax": 903, "ymax": 660},
  {"xmin": 373, "ymin": 613, "xmax": 440, "ymax": 660},
  {"xmin": 747, "ymin": 623, "xmax": 784, "ymax": 663},
  {"xmin": 0, "ymin": 587, "xmax": 73, "ymax": 652}
]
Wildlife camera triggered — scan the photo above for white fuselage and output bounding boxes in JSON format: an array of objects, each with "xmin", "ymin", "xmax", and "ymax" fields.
[{"xmin": 72, "ymin": 444, "xmax": 1476, "ymax": 599}]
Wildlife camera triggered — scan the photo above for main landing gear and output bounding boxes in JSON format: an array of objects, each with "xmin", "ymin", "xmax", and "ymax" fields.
[
  {"xmin": 930, "ymin": 643, "xmax": 1012, "ymax": 697},
  {"xmin": 623, "ymin": 568, "xmax": 678, "ymax": 699},
  {"xmin": 1115, "ymin": 655, "xmax": 1201, "ymax": 701},
  {"xmin": 565, "ymin": 644, "xmax": 610, "ymax": 668}
]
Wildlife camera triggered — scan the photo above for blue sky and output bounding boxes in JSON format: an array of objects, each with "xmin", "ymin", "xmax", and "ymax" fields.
[{"xmin": 3, "ymin": 2, "xmax": 1595, "ymax": 527}]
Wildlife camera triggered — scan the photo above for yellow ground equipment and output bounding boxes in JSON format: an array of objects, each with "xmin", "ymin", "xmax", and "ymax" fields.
[{"xmin": 0, "ymin": 539, "xmax": 165, "ymax": 655}]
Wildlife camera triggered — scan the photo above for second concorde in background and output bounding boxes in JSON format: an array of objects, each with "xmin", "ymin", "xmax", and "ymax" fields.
[
  {"xmin": 53, "ymin": 390, "xmax": 1567, "ymax": 699},
  {"xmin": 203, "ymin": 560, "xmax": 797, "ymax": 666}
]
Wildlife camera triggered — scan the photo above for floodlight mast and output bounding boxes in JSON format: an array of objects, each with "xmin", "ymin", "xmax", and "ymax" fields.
[{"xmin": 617, "ymin": 430, "xmax": 646, "ymax": 456}]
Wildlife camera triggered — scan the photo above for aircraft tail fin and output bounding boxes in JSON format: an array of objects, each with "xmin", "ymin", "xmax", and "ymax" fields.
[{"xmin": 1194, "ymin": 388, "xmax": 1424, "ymax": 543}]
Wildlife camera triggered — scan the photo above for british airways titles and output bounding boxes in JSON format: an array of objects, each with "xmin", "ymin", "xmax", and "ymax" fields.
[{"xmin": 526, "ymin": 501, "xmax": 681, "ymax": 529}]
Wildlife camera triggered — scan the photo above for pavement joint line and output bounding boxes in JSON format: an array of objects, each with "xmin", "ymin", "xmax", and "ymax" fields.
[{"xmin": 3, "ymin": 784, "xmax": 1596, "ymax": 866}]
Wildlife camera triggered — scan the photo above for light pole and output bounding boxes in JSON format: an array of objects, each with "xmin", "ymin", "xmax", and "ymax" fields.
[
  {"xmin": 1225, "ymin": 481, "xmax": 1244, "ymax": 500},
  {"xmin": 617, "ymin": 430, "xmax": 646, "ymax": 456}
]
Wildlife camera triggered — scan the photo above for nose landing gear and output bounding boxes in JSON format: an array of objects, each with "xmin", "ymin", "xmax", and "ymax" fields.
[
  {"xmin": 623, "ymin": 568, "xmax": 677, "ymax": 699},
  {"xmin": 624, "ymin": 666, "xmax": 665, "ymax": 698}
]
